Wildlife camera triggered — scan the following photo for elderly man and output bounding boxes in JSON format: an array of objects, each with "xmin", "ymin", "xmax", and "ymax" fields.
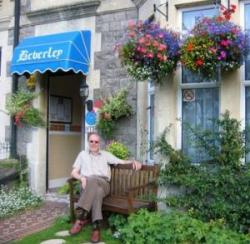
[{"xmin": 69, "ymin": 132, "xmax": 142, "ymax": 243}]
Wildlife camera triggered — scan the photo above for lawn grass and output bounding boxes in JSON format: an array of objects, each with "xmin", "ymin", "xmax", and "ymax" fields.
[{"xmin": 15, "ymin": 216, "xmax": 121, "ymax": 244}]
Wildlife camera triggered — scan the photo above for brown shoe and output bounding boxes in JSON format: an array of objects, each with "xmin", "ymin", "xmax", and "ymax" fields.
[
  {"xmin": 69, "ymin": 219, "xmax": 89, "ymax": 235},
  {"xmin": 91, "ymin": 229, "xmax": 101, "ymax": 243}
]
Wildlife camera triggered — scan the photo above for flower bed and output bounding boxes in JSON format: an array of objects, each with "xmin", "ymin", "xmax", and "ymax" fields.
[
  {"xmin": 117, "ymin": 20, "xmax": 180, "ymax": 83},
  {"xmin": 0, "ymin": 185, "xmax": 42, "ymax": 219},
  {"xmin": 181, "ymin": 5, "xmax": 249, "ymax": 78}
]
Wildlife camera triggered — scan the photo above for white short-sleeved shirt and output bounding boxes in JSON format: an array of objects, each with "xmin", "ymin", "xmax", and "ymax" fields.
[{"xmin": 73, "ymin": 150, "xmax": 125, "ymax": 181}]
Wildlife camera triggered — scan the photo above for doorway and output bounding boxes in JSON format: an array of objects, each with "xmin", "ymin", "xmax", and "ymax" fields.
[{"xmin": 47, "ymin": 73, "xmax": 83, "ymax": 190}]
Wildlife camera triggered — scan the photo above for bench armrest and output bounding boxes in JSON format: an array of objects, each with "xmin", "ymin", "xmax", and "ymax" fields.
[{"xmin": 67, "ymin": 177, "xmax": 77, "ymax": 184}]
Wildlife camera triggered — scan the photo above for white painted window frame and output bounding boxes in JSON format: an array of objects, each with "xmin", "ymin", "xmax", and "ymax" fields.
[
  {"xmin": 147, "ymin": 81, "xmax": 155, "ymax": 163},
  {"xmin": 176, "ymin": 5, "xmax": 221, "ymax": 150},
  {"xmin": 240, "ymin": 1, "xmax": 250, "ymax": 134}
]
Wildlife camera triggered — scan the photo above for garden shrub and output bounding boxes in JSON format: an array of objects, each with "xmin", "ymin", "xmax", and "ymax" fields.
[
  {"xmin": 157, "ymin": 112, "xmax": 250, "ymax": 233},
  {"xmin": 118, "ymin": 209, "xmax": 250, "ymax": 244},
  {"xmin": 0, "ymin": 185, "xmax": 42, "ymax": 219}
]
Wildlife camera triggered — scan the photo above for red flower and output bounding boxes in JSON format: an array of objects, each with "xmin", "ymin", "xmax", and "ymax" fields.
[
  {"xmin": 195, "ymin": 59, "xmax": 204, "ymax": 66},
  {"xmin": 187, "ymin": 43, "xmax": 194, "ymax": 52}
]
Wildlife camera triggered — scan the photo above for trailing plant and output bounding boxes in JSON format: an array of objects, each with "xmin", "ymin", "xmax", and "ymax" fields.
[
  {"xmin": 118, "ymin": 209, "xmax": 250, "ymax": 243},
  {"xmin": 97, "ymin": 89, "xmax": 133, "ymax": 139},
  {"xmin": 6, "ymin": 89, "xmax": 45, "ymax": 128},
  {"xmin": 106, "ymin": 141, "xmax": 130, "ymax": 159},
  {"xmin": 180, "ymin": 5, "xmax": 249, "ymax": 79},
  {"xmin": 157, "ymin": 112, "xmax": 250, "ymax": 233},
  {"xmin": 117, "ymin": 20, "xmax": 180, "ymax": 83}
]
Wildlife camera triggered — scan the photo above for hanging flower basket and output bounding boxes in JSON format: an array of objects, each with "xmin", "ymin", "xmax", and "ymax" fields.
[
  {"xmin": 6, "ymin": 90, "xmax": 45, "ymax": 128},
  {"xmin": 117, "ymin": 20, "xmax": 180, "ymax": 83},
  {"xmin": 97, "ymin": 89, "xmax": 133, "ymax": 139},
  {"xmin": 180, "ymin": 5, "xmax": 249, "ymax": 79}
]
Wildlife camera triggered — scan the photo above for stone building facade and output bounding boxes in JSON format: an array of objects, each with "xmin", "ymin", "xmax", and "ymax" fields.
[{"xmin": 0, "ymin": 0, "xmax": 147, "ymax": 194}]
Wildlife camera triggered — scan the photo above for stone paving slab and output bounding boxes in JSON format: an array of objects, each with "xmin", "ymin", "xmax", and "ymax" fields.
[{"xmin": 0, "ymin": 201, "xmax": 68, "ymax": 244}]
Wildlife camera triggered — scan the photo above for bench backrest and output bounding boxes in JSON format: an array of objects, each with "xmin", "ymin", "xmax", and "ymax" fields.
[{"xmin": 110, "ymin": 164, "xmax": 159, "ymax": 198}]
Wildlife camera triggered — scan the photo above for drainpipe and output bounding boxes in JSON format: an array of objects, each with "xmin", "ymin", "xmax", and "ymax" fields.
[{"xmin": 10, "ymin": 0, "xmax": 21, "ymax": 158}]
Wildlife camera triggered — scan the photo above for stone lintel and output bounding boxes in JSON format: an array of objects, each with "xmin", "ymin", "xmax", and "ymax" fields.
[{"xmin": 26, "ymin": 1, "xmax": 101, "ymax": 24}]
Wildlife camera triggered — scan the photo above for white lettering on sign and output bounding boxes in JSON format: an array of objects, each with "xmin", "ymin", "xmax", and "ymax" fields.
[{"xmin": 17, "ymin": 47, "xmax": 63, "ymax": 62}]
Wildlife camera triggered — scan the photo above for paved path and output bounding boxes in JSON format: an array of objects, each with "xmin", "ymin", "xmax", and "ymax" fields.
[{"xmin": 0, "ymin": 201, "xmax": 68, "ymax": 244}]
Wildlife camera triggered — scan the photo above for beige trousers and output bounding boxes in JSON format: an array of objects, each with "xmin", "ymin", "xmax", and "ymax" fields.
[{"xmin": 77, "ymin": 175, "xmax": 110, "ymax": 222}]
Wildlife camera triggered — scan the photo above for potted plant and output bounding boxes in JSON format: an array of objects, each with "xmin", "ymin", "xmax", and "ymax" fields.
[
  {"xmin": 106, "ymin": 141, "xmax": 130, "ymax": 160},
  {"xmin": 6, "ymin": 89, "xmax": 45, "ymax": 128},
  {"xmin": 117, "ymin": 20, "xmax": 180, "ymax": 83},
  {"xmin": 180, "ymin": 5, "xmax": 249, "ymax": 79},
  {"xmin": 97, "ymin": 89, "xmax": 133, "ymax": 139}
]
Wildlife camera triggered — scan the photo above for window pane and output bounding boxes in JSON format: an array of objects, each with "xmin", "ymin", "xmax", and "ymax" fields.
[
  {"xmin": 246, "ymin": 87, "xmax": 250, "ymax": 162},
  {"xmin": 182, "ymin": 68, "xmax": 220, "ymax": 83},
  {"xmin": 182, "ymin": 8, "xmax": 219, "ymax": 32},
  {"xmin": 182, "ymin": 88, "xmax": 219, "ymax": 163}
]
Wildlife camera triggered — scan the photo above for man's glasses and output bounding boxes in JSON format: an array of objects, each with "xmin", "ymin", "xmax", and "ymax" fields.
[{"xmin": 89, "ymin": 140, "xmax": 99, "ymax": 144}]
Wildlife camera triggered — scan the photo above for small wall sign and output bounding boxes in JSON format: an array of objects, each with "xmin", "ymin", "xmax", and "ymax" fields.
[{"xmin": 183, "ymin": 89, "xmax": 195, "ymax": 102}]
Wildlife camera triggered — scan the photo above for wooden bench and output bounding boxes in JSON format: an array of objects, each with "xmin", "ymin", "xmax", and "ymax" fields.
[{"xmin": 68, "ymin": 164, "xmax": 159, "ymax": 221}]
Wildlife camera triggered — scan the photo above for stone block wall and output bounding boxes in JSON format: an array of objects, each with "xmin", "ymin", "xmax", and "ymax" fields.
[{"xmin": 94, "ymin": 8, "xmax": 138, "ymax": 156}]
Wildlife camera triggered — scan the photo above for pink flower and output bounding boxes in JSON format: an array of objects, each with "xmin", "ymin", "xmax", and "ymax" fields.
[
  {"xmin": 145, "ymin": 34, "xmax": 152, "ymax": 39},
  {"xmin": 209, "ymin": 47, "xmax": 217, "ymax": 54},
  {"xmin": 220, "ymin": 40, "xmax": 229, "ymax": 47},
  {"xmin": 158, "ymin": 33, "xmax": 164, "ymax": 38},
  {"xmin": 147, "ymin": 52, "xmax": 154, "ymax": 58},
  {"xmin": 128, "ymin": 31, "xmax": 136, "ymax": 38},
  {"xmin": 139, "ymin": 37, "xmax": 146, "ymax": 44},
  {"xmin": 162, "ymin": 55, "xmax": 167, "ymax": 61},
  {"xmin": 220, "ymin": 51, "xmax": 226, "ymax": 59},
  {"xmin": 128, "ymin": 20, "xmax": 135, "ymax": 29},
  {"xmin": 157, "ymin": 53, "xmax": 163, "ymax": 60},
  {"xmin": 153, "ymin": 40, "xmax": 159, "ymax": 48},
  {"xmin": 158, "ymin": 44, "xmax": 167, "ymax": 51}
]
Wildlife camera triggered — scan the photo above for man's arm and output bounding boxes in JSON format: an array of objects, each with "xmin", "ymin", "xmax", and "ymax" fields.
[
  {"xmin": 107, "ymin": 151, "xmax": 142, "ymax": 170},
  {"xmin": 123, "ymin": 159, "xmax": 142, "ymax": 171},
  {"xmin": 71, "ymin": 166, "xmax": 87, "ymax": 189}
]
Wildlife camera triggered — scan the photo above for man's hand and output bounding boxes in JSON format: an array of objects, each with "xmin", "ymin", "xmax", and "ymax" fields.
[
  {"xmin": 132, "ymin": 160, "xmax": 142, "ymax": 170},
  {"xmin": 81, "ymin": 176, "xmax": 87, "ymax": 189}
]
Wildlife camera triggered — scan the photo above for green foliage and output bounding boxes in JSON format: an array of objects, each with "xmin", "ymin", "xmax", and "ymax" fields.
[
  {"xmin": 97, "ymin": 89, "xmax": 133, "ymax": 139},
  {"xmin": 108, "ymin": 214, "xmax": 127, "ymax": 231},
  {"xmin": 118, "ymin": 209, "xmax": 250, "ymax": 244},
  {"xmin": 157, "ymin": 112, "xmax": 250, "ymax": 233},
  {"xmin": 106, "ymin": 141, "xmax": 130, "ymax": 159},
  {"xmin": 6, "ymin": 89, "xmax": 45, "ymax": 128},
  {"xmin": 97, "ymin": 119, "xmax": 116, "ymax": 140},
  {"xmin": 0, "ymin": 159, "xmax": 19, "ymax": 169},
  {"xmin": 17, "ymin": 155, "xmax": 29, "ymax": 185},
  {"xmin": 101, "ymin": 89, "xmax": 133, "ymax": 120},
  {"xmin": 57, "ymin": 181, "xmax": 81, "ymax": 195},
  {"xmin": 187, "ymin": 110, "xmax": 245, "ymax": 168}
]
